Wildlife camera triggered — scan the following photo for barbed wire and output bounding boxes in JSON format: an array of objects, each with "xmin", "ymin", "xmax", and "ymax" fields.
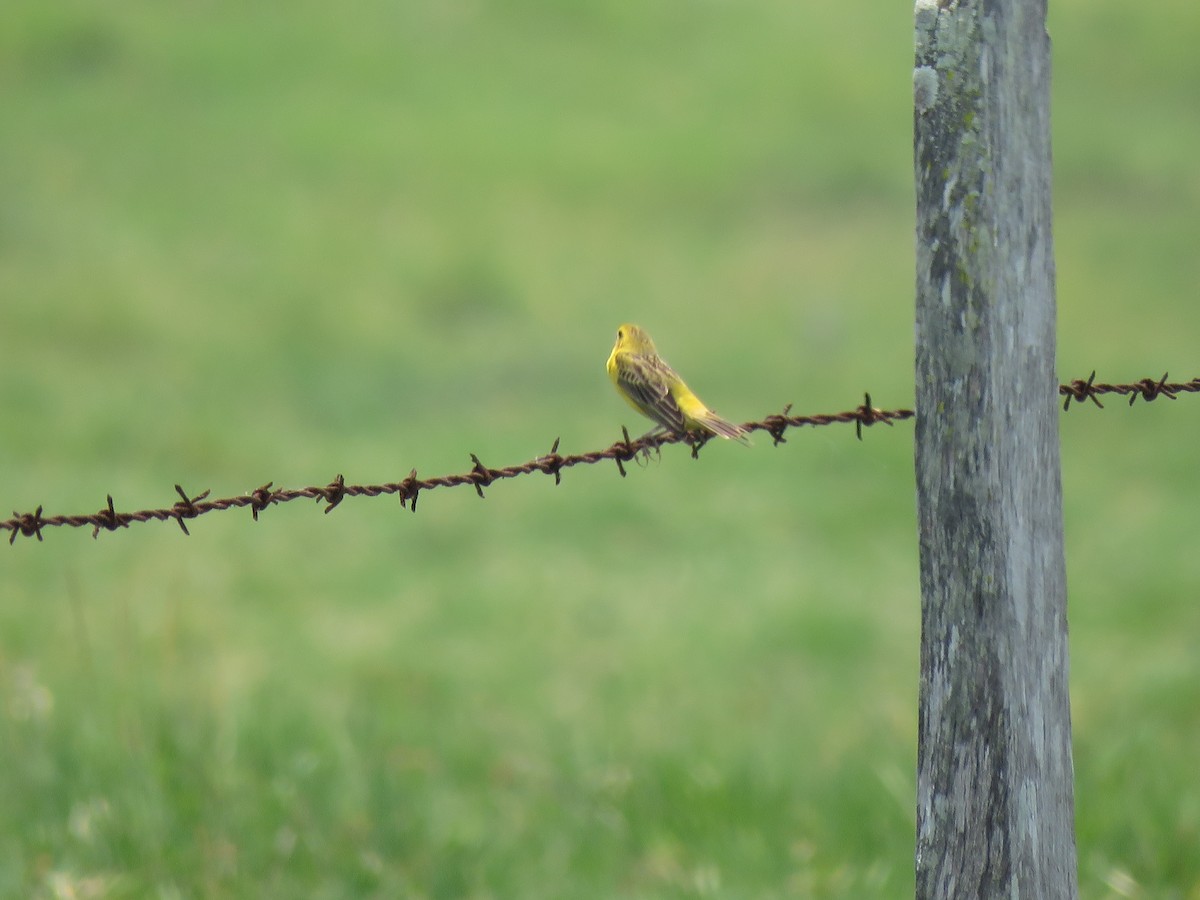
[
  {"xmin": 3, "ymin": 373, "xmax": 1195, "ymax": 544},
  {"xmin": 1057, "ymin": 371, "xmax": 1200, "ymax": 409},
  {"xmin": 2, "ymin": 393, "xmax": 906, "ymax": 544}
]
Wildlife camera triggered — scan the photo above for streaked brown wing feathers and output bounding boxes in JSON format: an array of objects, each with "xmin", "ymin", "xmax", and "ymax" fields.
[{"xmin": 615, "ymin": 354, "xmax": 687, "ymax": 433}]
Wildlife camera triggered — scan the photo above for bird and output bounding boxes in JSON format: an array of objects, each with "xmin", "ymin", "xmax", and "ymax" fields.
[{"xmin": 606, "ymin": 323, "xmax": 750, "ymax": 444}]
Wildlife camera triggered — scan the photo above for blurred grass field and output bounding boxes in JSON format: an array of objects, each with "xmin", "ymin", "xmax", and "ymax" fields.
[{"xmin": 2, "ymin": 1, "xmax": 1199, "ymax": 897}]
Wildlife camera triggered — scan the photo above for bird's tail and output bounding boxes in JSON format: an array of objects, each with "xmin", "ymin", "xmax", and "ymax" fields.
[{"xmin": 698, "ymin": 411, "xmax": 752, "ymax": 445}]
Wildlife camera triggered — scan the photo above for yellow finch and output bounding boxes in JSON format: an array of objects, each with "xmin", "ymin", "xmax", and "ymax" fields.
[{"xmin": 606, "ymin": 323, "xmax": 750, "ymax": 443}]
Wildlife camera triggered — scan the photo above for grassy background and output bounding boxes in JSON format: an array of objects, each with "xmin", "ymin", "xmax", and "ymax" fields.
[{"xmin": 2, "ymin": 1, "xmax": 1199, "ymax": 897}]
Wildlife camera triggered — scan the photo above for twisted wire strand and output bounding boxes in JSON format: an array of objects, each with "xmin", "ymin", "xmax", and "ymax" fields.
[{"xmin": 4, "ymin": 373, "xmax": 1194, "ymax": 543}]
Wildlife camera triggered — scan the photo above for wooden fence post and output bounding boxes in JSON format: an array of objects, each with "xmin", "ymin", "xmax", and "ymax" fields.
[{"xmin": 912, "ymin": 0, "xmax": 1079, "ymax": 897}]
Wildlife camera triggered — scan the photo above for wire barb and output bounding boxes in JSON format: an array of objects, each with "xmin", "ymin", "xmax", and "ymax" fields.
[
  {"xmin": 321, "ymin": 474, "xmax": 347, "ymax": 513},
  {"xmin": 171, "ymin": 484, "xmax": 211, "ymax": 535},
  {"xmin": 468, "ymin": 454, "xmax": 494, "ymax": 499},
  {"xmin": 249, "ymin": 482, "xmax": 276, "ymax": 521},
  {"xmin": 3, "ymin": 374, "xmax": 1192, "ymax": 544},
  {"xmin": 1131, "ymin": 372, "xmax": 1175, "ymax": 405},
  {"xmin": 855, "ymin": 393, "xmax": 893, "ymax": 441},
  {"xmin": 397, "ymin": 469, "xmax": 420, "ymax": 513},
  {"xmin": 761, "ymin": 403, "xmax": 793, "ymax": 446},
  {"xmin": 10, "ymin": 506, "xmax": 44, "ymax": 544},
  {"xmin": 91, "ymin": 495, "xmax": 128, "ymax": 539},
  {"xmin": 1061, "ymin": 371, "xmax": 1102, "ymax": 411},
  {"xmin": 538, "ymin": 438, "xmax": 565, "ymax": 485},
  {"xmin": 612, "ymin": 426, "xmax": 637, "ymax": 478}
]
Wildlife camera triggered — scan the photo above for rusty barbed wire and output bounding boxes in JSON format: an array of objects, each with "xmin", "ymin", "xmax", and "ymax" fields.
[
  {"xmin": 3, "ymin": 394, "xmax": 906, "ymax": 544},
  {"xmin": 1058, "ymin": 371, "xmax": 1200, "ymax": 409},
  {"xmin": 3, "ymin": 374, "xmax": 1195, "ymax": 544}
]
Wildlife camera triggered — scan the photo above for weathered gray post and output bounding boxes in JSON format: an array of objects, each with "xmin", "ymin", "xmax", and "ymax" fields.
[{"xmin": 913, "ymin": 0, "xmax": 1079, "ymax": 897}]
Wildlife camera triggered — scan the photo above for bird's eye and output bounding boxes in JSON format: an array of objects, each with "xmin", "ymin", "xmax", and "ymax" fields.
[{"xmin": 617, "ymin": 328, "xmax": 624, "ymax": 339}]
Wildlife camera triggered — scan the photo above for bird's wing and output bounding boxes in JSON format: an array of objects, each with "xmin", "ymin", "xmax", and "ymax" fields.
[{"xmin": 615, "ymin": 353, "xmax": 688, "ymax": 434}]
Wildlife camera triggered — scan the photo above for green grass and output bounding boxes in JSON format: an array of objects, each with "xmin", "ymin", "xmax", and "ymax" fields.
[{"xmin": 2, "ymin": 0, "xmax": 1199, "ymax": 897}]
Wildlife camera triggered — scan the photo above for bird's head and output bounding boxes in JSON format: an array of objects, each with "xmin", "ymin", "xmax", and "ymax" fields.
[{"xmin": 614, "ymin": 323, "xmax": 655, "ymax": 354}]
